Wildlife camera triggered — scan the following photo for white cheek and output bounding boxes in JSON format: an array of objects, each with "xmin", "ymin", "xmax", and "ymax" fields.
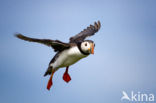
[
  {"xmin": 82, "ymin": 45, "xmax": 89, "ymax": 52},
  {"xmin": 81, "ymin": 45, "xmax": 86, "ymax": 51}
]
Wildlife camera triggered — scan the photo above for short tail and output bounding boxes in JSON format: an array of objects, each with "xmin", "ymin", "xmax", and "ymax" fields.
[
  {"xmin": 44, "ymin": 66, "xmax": 53, "ymax": 77},
  {"xmin": 15, "ymin": 33, "xmax": 53, "ymax": 47}
]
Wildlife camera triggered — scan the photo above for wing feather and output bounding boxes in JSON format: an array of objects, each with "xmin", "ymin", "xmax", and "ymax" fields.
[
  {"xmin": 15, "ymin": 33, "xmax": 70, "ymax": 52},
  {"xmin": 69, "ymin": 21, "xmax": 101, "ymax": 43}
]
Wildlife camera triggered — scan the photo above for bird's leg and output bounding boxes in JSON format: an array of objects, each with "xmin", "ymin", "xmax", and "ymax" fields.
[
  {"xmin": 47, "ymin": 71, "xmax": 54, "ymax": 90},
  {"xmin": 63, "ymin": 66, "xmax": 71, "ymax": 83}
]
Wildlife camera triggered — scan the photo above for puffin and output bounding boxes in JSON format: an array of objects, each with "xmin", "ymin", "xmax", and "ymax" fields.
[{"xmin": 15, "ymin": 21, "xmax": 101, "ymax": 90}]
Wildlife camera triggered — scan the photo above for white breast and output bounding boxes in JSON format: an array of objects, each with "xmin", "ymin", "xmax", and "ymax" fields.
[{"xmin": 50, "ymin": 46, "xmax": 88, "ymax": 70}]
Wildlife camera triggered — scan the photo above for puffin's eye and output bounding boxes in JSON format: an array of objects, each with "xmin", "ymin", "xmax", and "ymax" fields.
[{"xmin": 85, "ymin": 43, "xmax": 87, "ymax": 46}]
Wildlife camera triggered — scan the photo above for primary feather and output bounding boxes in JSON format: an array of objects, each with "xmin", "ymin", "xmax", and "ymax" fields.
[
  {"xmin": 69, "ymin": 21, "xmax": 101, "ymax": 43},
  {"xmin": 15, "ymin": 34, "xmax": 70, "ymax": 52}
]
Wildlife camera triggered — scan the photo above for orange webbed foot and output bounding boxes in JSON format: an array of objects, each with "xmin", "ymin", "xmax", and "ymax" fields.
[
  {"xmin": 63, "ymin": 66, "xmax": 71, "ymax": 83},
  {"xmin": 47, "ymin": 72, "xmax": 54, "ymax": 90}
]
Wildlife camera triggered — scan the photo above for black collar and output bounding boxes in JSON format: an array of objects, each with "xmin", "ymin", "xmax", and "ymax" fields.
[{"xmin": 77, "ymin": 42, "xmax": 90, "ymax": 55}]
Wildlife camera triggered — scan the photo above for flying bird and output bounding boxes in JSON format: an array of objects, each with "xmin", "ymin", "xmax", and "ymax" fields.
[{"xmin": 15, "ymin": 21, "xmax": 101, "ymax": 90}]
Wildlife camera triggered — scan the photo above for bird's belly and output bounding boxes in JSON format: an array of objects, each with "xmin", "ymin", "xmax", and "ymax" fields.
[
  {"xmin": 61, "ymin": 55, "xmax": 84, "ymax": 67},
  {"xmin": 52, "ymin": 46, "xmax": 87, "ymax": 69}
]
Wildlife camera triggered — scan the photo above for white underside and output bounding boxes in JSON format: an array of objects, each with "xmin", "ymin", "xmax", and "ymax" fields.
[{"xmin": 50, "ymin": 46, "xmax": 88, "ymax": 71}]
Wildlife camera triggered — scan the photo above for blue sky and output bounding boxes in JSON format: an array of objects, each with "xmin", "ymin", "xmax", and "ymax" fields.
[{"xmin": 0, "ymin": 0, "xmax": 156, "ymax": 103}]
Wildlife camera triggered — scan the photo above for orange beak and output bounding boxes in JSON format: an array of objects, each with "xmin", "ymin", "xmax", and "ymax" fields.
[{"xmin": 91, "ymin": 43, "xmax": 94, "ymax": 54}]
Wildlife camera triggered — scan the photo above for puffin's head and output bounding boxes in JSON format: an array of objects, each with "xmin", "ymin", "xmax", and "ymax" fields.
[{"xmin": 80, "ymin": 40, "xmax": 95, "ymax": 54}]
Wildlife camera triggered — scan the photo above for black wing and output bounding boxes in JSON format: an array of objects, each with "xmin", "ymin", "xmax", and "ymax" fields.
[
  {"xmin": 15, "ymin": 34, "xmax": 70, "ymax": 52},
  {"xmin": 69, "ymin": 21, "xmax": 101, "ymax": 43}
]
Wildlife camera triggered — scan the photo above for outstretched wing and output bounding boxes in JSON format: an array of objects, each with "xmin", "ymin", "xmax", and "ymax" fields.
[
  {"xmin": 69, "ymin": 21, "xmax": 101, "ymax": 43},
  {"xmin": 15, "ymin": 33, "xmax": 70, "ymax": 52}
]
